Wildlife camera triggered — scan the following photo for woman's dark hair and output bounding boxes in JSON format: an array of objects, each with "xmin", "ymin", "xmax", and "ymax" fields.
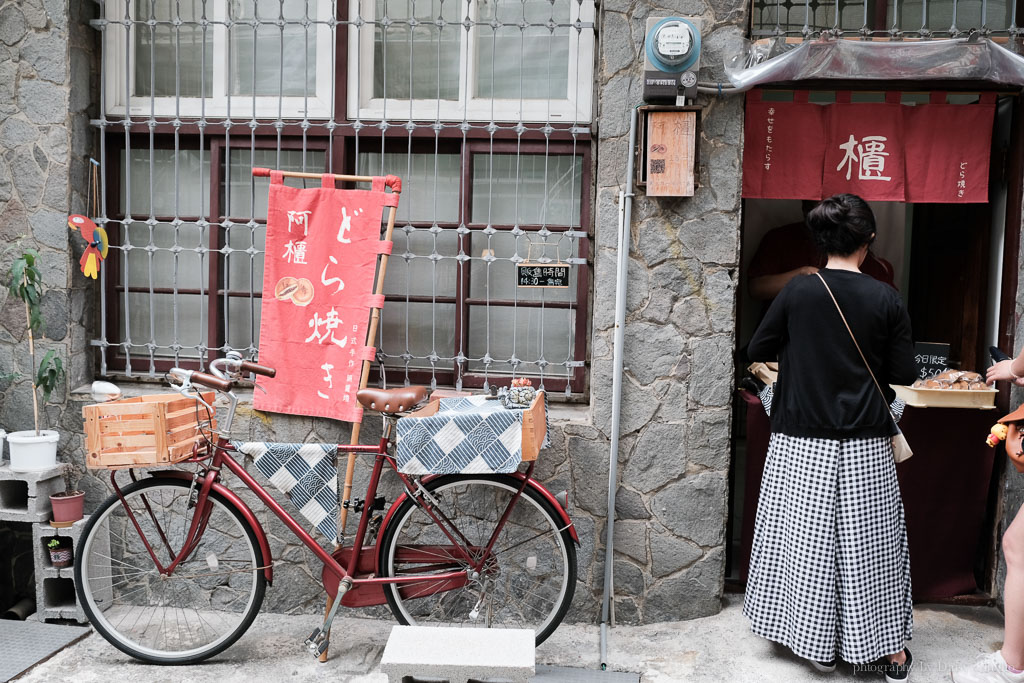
[{"xmin": 805, "ymin": 194, "xmax": 876, "ymax": 257}]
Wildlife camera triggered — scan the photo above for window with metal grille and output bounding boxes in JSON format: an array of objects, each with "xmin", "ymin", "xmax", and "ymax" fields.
[
  {"xmin": 93, "ymin": 0, "xmax": 594, "ymax": 395},
  {"xmin": 751, "ymin": 0, "xmax": 1020, "ymax": 38}
]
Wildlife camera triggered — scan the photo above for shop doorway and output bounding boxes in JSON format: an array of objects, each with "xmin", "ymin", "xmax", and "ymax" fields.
[{"xmin": 726, "ymin": 90, "xmax": 1022, "ymax": 603}]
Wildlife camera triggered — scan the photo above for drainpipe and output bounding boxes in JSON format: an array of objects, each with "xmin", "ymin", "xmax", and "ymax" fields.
[{"xmin": 600, "ymin": 105, "xmax": 638, "ymax": 671}]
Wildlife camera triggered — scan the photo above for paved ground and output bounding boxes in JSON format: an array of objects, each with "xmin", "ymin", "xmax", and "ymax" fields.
[{"xmin": 13, "ymin": 596, "xmax": 1010, "ymax": 682}]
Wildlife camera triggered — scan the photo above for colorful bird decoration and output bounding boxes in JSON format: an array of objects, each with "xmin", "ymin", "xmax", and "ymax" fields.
[{"xmin": 67, "ymin": 214, "xmax": 109, "ymax": 279}]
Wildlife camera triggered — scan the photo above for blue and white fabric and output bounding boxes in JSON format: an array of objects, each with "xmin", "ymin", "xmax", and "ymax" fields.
[
  {"xmin": 232, "ymin": 441, "xmax": 338, "ymax": 541},
  {"xmin": 396, "ymin": 395, "xmax": 543, "ymax": 475}
]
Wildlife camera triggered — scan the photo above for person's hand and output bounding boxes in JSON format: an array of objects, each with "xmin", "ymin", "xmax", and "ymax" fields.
[
  {"xmin": 986, "ymin": 359, "xmax": 1024, "ymax": 386},
  {"xmin": 799, "ymin": 266, "xmax": 819, "ymax": 276}
]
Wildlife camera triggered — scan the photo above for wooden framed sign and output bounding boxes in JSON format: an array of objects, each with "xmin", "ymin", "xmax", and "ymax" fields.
[{"xmin": 517, "ymin": 242, "xmax": 571, "ymax": 289}]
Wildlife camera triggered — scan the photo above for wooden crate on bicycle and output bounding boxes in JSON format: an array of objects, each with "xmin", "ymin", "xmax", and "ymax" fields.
[{"xmin": 83, "ymin": 392, "xmax": 216, "ymax": 469}]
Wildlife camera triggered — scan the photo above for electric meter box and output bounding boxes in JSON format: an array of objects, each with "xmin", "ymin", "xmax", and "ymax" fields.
[{"xmin": 643, "ymin": 17, "xmax": 701, "ymax": 103}]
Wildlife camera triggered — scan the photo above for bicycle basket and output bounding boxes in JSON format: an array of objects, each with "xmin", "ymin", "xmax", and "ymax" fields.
[{"xmin": 83, "ymin": 392, "xmax": 216, "ymax": 469}]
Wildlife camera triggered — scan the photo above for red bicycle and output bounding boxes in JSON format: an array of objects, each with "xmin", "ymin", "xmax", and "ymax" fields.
[{"xmin": 74, "ymin": 354, "xmax": 578, "ymax": 664}]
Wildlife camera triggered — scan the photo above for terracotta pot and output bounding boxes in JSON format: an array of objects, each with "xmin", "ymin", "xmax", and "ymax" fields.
[{"xmin": 50, "ymin": 491, "xmax": 85, "ymax": 523}]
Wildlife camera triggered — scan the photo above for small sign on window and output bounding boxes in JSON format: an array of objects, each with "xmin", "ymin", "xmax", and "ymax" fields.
[{"xmin": 516, "ymin": 242, "xmax": 571, "ymax": 289}]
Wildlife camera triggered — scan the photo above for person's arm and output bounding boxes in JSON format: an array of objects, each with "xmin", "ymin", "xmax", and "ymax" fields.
[
  {"xmin": 987, "ymin": 348, "xmax": 1024, "ymax": 387},
  {"xmin": 885, "ymin": 298, "xmax": 918, "ymax": 387},
  {"xmin": 747, "ymin": 287, "xmax": 789, "ymax": 361},
  {"xmin": 748, "ymin": 266, "xmax": 818, "ymax": 301}
]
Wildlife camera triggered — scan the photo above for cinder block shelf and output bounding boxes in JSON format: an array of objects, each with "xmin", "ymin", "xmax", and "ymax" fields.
[
  {"xmin": 29, "ymin": 513, "xmax": 92, "ymax": 624},
  {"xmin": 0, "ymin": 464, "xmax": 63, "ymax": 523}
]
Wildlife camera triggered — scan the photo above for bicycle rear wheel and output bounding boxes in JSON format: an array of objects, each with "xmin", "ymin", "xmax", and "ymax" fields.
[
  {"xmin": 378, "ymin": 474, "xmax": 576, "ymax": 645},
  {"xmin": 75, "ymin": 477, "xmax": 266, "ymax": 664}
]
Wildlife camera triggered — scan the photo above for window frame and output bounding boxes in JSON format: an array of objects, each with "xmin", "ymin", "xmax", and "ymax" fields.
[
  {"xmin": 102, "ymin": 0, "xmax": 336, "ymax": 119},
  {"xmin": 346, "ymin": 0, "xmax": 596, "ymax": 123}
]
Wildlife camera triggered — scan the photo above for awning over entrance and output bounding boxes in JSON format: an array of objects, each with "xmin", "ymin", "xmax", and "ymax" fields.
[
  {"xmin": 741, "ymin": 90, "xmax": 997, "ymax": 202},
  {"xmin": 726, "ymin": 37, "xmax": 1024, "ymax": 91}
]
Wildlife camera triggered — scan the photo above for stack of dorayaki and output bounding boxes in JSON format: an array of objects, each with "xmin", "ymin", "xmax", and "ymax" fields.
[{"xmin": 912, "ymin": 370, "xmax": 989, "ymax": 390}]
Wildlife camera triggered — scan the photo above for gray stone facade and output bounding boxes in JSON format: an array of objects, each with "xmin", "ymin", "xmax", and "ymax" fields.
[{"xmin": 0, "ymin": 0, "xmax": 97, "ymax": 493}]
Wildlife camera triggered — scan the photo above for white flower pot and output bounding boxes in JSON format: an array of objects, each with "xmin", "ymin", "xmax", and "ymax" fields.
[{"xmin": 7, "ymin": 430, "xmax": 59, "ymax": 472}]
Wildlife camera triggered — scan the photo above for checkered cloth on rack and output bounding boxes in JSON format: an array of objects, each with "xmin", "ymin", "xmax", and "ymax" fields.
[
  {"xmin": 231, "ymin": 441, "xmax": 338, "ymax": 541},
  {"xmin": 395, "ymin": 395, "xmax": 545, "ymax": 475}
]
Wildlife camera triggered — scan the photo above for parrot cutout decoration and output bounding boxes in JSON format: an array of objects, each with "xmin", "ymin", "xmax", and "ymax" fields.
[{"xmin": 67, "ymin": 215, "xmax": 108, "ymax": 279}]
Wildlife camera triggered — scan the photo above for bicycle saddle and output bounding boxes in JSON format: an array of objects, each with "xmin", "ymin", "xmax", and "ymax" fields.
[{"xmin": 356, "ymin": 386, "xmax": 428, "ymax": 414}]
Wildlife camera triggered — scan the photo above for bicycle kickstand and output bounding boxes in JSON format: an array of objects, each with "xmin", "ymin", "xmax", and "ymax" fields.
[{"xmin": 304, "ymin": 577, "xmax": 353, "ymax": 659}]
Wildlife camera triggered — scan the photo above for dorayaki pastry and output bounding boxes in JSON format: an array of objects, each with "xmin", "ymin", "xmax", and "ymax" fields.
[{"xmin": 912, "ymin": 370, "xmax": 988, "ymax": 390}]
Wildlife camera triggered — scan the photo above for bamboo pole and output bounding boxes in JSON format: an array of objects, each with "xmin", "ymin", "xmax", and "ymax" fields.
[{"xmin": 340, "ymin": 200, "xmax": 399, "ymax": 534}]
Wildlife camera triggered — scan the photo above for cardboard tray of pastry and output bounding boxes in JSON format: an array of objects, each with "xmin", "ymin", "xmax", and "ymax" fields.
[{"xmin": 892, "ymin": 370, "xmax": 997, "ymax": 409}]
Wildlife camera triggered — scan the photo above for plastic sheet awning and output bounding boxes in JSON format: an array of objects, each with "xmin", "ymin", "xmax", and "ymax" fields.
[{"xmin": 726, "ymin": 37, "xmax": 1024, "ymax": 90}]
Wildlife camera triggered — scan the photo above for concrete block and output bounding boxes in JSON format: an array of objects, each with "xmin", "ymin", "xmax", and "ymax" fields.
[
  {"xmin": 31, "ymin": 516, "xmax": 93, "ymax": 624},
  {"xmin": 0, "ymin": 464, "xmax": 62, "ymax": 523},
  {"xmin": 379, "ymin": 625, "xmax": 535, "ymax": 683}
]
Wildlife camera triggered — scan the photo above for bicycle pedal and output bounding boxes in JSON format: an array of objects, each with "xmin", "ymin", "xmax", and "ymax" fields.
[{"xmin": 304, "ymin": 628, "xmax": 325, "ymax": 655}]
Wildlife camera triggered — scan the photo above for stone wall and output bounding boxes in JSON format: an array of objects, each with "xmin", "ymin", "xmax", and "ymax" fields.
[
  {"xmin": 0, "ymin": 0, "xmax": 98, "ymax": 490},
  {"xmin": 584, "ymin": 0, "xmax": 747, "ymax": 623},
  {"xmin": 0, "ymin": 0, "xmax": 749, "ymax": 625}
]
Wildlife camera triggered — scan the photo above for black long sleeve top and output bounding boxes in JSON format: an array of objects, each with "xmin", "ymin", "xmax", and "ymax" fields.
[{"xmin": 747, "ymin": 268, "xmax": 918, "ymax": 439}]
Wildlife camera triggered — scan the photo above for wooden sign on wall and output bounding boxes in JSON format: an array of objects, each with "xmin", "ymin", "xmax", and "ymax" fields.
[{"xmin": 646, "ymin": 110, "xmax": 697, "ymax": 197}]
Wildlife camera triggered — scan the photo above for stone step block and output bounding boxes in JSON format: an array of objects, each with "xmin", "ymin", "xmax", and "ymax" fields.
[
  {"xmin": 0, "ymin": 464, "xmax": 63, "ymax": 523},
  {"xmin": 379, "ymin": 625, "xmax": 535, "ymax": 683}
]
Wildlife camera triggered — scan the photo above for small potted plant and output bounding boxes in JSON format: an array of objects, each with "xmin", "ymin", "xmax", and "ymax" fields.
[
  {"xmin": 5, "ymin": 247, "xmax": 64, "ymax": 472},
  {"xmin": 50, "ymin": 464, "xmax": 85, "ymax": 525},
  {"xmin": 46, "ymin": 537, "xmax": 73, "ymax": 568}
]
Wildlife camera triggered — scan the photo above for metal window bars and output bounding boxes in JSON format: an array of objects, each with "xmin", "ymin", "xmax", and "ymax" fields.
[
  {"xmin": 751, "ymin": 0, "xmax": 1020, "ymax": 40},
  {"xmin": 88, "ymin": 0, "xmax": 595, "ymax": 395}
]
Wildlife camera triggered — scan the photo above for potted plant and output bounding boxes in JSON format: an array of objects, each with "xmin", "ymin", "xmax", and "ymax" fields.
[
  {"xmin": 50, "ymin": 464, "xmax": 85, "ymax": 524},
  {"xmin": 46, "ymin": 537, "xmax": 73, "ymax": 568},
  {"xmin": 5, "ymin": 247, "xmax": 64, "ymax": 472}
]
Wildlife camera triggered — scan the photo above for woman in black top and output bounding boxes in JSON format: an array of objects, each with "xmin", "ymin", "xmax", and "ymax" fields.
[{"xmin": 743, "ymin": 194, "xmax": 918, "ymax": 682}]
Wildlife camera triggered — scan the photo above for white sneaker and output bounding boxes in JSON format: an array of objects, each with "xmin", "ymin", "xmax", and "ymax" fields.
[{"xmin": 953, "ymin": 651, "xmax": 1024, "ymax": 683}]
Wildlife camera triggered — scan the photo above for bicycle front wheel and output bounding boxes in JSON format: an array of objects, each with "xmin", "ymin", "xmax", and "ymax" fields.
[
  {"xmin": 379, "ymin": 474, "xmax": 576, "ymax": 645},
  {"xmin": 75, "ymin": 477, "xmax": 266, "ymax": 664}
]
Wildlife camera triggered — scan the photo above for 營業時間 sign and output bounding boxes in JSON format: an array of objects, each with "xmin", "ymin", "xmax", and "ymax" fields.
[{"xmin": 517, "ymin": 263, "xmax": 571, "ymax": 289}]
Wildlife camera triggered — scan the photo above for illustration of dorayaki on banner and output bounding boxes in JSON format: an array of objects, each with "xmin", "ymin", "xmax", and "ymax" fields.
[{"xmin": 253, "ymin": 170, "xmax": 398, "ymax": 423}]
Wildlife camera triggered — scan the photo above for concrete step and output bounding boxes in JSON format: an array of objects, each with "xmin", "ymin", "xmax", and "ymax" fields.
[{"xmin": 379, "ymin": 625, "xmax": 535, "ymax": 683}]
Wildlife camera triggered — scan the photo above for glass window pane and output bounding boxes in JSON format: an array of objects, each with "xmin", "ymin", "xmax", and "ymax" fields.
[
  {"xmin": 373, "ymin": 0, "xmax": 461, "ymax": 100},
  {"xmin": 385, "ymin": 229, "xmax": 458, "ymax": 296},
  {"xmin": 228, "ymin": 0, "xmax": 318, "ymax": 97},
  {"xmin": 469, "ymin": 232, "xmax": 576, "ymax": 302},
  {"xmin": 467, "ymin": 305, "xmax": 575, "ymax": 375},
  {"xmin": 124, "ymin": 221, "xmax": 208, "ymax": 290},
  {"xmin": 358, "ymin": 152, "xmax": 460, "ymax": 223},
  {"xmin": 225, "ymin": 224, "xmax": 267, "ymax": 292},
  {"xmin": 121, "ymin": 148, "xmax": 211, "ymax": 217},
  {"xmin": 224, "ymin": 148, "xmax": 326, "ymax": 220},
  {"xmin": 476, "ymin": 0, "xmax": 569, "ymax": 100},
  {"xmin": 120, "ymin": 293, "xmax": 206, "ymax": 359},
  {"xmin": 379, "ymin": 301, "xmax": 456, "ymax": 370},
  {"xmin": 134, "ymin": 0, "xmax": 213, "ymax": 98},
  {"xmin": 226, "ymin": 295, "xmax": 262, "ymax": 350},
  {"xmin": 472, "ymin": 154, "xmax": 582, "ymax": 225}
]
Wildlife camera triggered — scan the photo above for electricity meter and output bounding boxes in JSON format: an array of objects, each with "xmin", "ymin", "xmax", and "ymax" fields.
[{"xmin": 643, "ymin": 17, "xmax": 701, "ymax": 103}]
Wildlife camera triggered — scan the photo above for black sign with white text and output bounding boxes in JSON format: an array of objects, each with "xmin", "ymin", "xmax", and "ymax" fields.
[
  {"xmin": 517, "ymin": 263, "xmax": 571, "ymax": 289},
  {"xmin": 915, "ymin": 342, "xmax": 952, "ymax": 380}
]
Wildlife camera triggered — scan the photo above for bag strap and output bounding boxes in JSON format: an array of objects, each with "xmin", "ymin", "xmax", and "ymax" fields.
[{"xmin": 816, "ymin": 273, "xmax": 897, "ymax": 423}]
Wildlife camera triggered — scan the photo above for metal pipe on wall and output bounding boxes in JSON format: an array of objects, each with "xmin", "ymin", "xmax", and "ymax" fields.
[{"xmin": 600, "ymin": 105, "xmax": 638, "ymax": 670}]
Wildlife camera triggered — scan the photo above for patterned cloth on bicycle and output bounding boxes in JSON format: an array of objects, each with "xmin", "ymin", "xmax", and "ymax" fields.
[
  {"xmin": 395, "ymin": 395, "xmax": 547, "ymax": 475},
  {"xmin": 231, "ymin": 441, "xmax": 339, "ymax": 540}
]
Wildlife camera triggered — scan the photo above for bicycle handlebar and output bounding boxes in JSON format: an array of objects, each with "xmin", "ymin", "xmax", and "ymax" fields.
[
  {"xmin": 240, "ymin": 360, "xmax": 276, "ymax": 378},
  {"xmin": 189, "ymin": 371, "xmax": 232, "ymax": 392}
]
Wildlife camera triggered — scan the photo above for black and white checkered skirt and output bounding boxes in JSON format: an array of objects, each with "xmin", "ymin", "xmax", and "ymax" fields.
[{"xmin": 743, "ymin": 432, "xmax": 913, "ymax": 664}]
